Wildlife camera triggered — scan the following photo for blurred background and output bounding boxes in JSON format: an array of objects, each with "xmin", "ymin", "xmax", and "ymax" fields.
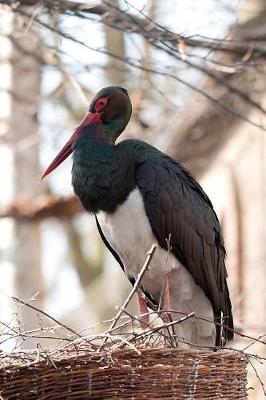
[{"xmin": 0, "ymin": 0, "xmax": 265, "ymax": 397}]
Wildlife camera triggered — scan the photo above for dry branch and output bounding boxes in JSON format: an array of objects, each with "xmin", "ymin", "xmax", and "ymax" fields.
[
  {"xmin": 2, "ymin": 0, "xmax": 266, "ymax": 134},
  {"xmin": 3, "ymin": 0, "xmax": 266, "ymax": 56},
  {"xmin": 12, "ymin": 296, "xmax": 83, "ymax": 341},
  {"xmin": 0, "ymin": 194, "xmax": 82, "ymax": 220},
  {"xmin": 100, "ymin": 244, "xmax": 157, "ymax": 349}
]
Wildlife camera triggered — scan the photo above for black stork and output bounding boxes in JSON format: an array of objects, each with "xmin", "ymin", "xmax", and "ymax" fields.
[{"xmin": 42, "ymin": 86, "xmax": 234, "ymax": 348}]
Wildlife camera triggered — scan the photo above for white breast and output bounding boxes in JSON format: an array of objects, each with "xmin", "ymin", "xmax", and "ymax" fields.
[
  {"xmin": 97, "ymin": 189, "xmax": 175, "ymax": 295},
  {"xmin": 97, "ymin": 188, "xmax": 216, "ymax": 346}
]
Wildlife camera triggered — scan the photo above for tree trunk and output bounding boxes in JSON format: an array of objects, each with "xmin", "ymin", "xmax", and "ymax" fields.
[
  {"xmin": 104, "ymin": 0, "xmax": 127, "ymax": 86},
  {"xmin": 8, "ymin": 7, "xmax": 43, "ymax": 347}
]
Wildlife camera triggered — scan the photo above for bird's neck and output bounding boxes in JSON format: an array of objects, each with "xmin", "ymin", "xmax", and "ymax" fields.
[
  {"xmin": 72, "ymin": 127, "xmax": 136, "ymax": 213},
  {"xmin": 102, "ymin": 118, "xmax": 127, "ymax": 144}
]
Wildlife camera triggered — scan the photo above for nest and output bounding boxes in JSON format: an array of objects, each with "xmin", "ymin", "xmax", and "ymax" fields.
[
  {"xmin": 0, "ymin": 260, "xmax": 254, "ymax": 399},
  {"xmin": 0, "ymin": 347, "xmax": 247, "ymax": 399}
]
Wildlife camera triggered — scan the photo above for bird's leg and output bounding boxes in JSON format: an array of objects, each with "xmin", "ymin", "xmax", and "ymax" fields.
[
  {"xmin": 160, "ymin": 272, "xmax": 177, "ymax": 346},
  {"xmin": 162, "ymin": 273, "xmax": 172, "ymax": 313},
  {"xmin": 137, "ymin": 292, "xmax": 149, "ymax": 329}
]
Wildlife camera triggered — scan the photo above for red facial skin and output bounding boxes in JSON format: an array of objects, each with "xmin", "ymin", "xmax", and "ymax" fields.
[{"xmin": 41, "ymin": 97, "xmax": 108, "ymax": 180}]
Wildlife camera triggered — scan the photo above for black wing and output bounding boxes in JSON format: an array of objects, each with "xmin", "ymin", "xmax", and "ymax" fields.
[
  {"xmin": 136, "ymin": 158, "xmax": 233, "ymax": 343},
  {"xmin": 95, "ymin": 215, "xmax": 158, "ymax": 312}
]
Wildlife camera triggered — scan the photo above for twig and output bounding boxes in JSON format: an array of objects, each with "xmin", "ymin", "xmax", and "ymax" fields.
[
  {"xmin": 99, "ymin": 244, "xmax": 157, "ymax": 350},
  {"xmin": 242, "ymin": 334, "xmax": 266, "ymax": 351},
  {"xmin": 120, "ymin": 307, "xmax": 195, "ymax": 348},
  {"xmin": 13, "ymin": 0, "xmax": 264, "ymax": 55},
  {"xmin": 7, "ymin": 7, "xmax": 266, "ymax": 131},
  {"xmin": 12, "ymin": 296, "xmax": 82, "ymax": 340},
  {"xmin": 58, "ymin": 63, "xmax": 89, "ymax": 107},
  {"xmin": 247, "ymin": 354, "xmax": 266, "ymax": 397},
  {"xmin": 136, "ymin": 311, "xmax": 195, "ymax": 341},
  {"xmin": 167, "ymin": 309, "xmax": 266, "ymax": 347},
  {"xmin": 107, "ymin": 0, "xmax": 266, "ymax": 117},
  {"xmin": 103, "ymin": 334, "xmax": 142, "ymax": 355}
]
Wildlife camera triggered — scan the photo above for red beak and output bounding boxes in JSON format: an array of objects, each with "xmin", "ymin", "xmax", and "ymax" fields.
[{"xmin": 41, "ymin": 111, "xmax": 101, "ymax": 180}]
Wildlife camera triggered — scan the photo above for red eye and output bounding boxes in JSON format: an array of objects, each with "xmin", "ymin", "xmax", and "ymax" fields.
[{"xmin": 95, "ymin": 97, "xmax": 108, "ymax": 112}]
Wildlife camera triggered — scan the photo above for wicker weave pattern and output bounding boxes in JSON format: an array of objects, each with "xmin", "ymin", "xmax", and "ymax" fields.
[{"xmin": 0, "ymin": 349, "xmax": 247, "ymax": 399}]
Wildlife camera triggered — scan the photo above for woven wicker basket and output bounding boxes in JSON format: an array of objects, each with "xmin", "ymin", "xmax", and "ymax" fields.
[{"xmin": 0, "ymin": 348, "xmax": 247, "ymax": 399}]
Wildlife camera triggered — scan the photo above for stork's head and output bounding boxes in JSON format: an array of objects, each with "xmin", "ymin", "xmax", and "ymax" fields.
[{"xmin": 41, "ymin": 86, "xmax": 132, "ymax": 179}]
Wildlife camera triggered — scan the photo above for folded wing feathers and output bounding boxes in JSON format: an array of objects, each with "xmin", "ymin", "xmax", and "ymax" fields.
[{"xmin": 137, "ymin": 159, "xmax": 233, "ymax": 342}]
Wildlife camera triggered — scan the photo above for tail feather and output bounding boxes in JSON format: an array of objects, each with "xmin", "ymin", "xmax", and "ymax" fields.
[{"xmin": 215, "ymin": 282, "xmax": 234, "ymax": 346}]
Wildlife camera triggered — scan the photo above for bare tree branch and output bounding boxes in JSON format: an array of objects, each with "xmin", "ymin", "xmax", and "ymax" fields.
[
  {"xmin": 3, "ymin": 0, "xmax": 266, "ymax": 56},
  {"xmin": 3, "ymin": 1, "xmax": 266, "ymax": 132},
  {"xmin": 0, "ymin": 194, "xmax": 82, "ymax": 220}
]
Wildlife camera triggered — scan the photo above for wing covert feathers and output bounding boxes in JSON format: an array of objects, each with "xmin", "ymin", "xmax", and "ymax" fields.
[{"xmin": 136, "ymin": 158, "xmax": 233, "ymax": 343}]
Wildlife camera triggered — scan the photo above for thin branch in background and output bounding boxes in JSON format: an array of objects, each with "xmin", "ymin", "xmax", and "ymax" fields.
[
  {"xmin": 58, "ymin": 63, "xmax": 89, "ymax": 107},
  {"xmin": 4, "ymin": 4, "xmax": 266, "ymax": 131},
  {"xmin": 12, "ymin": 296, "xmax": 83, "ymax": 342},
  {"xmin": 107, "ymin": 0, "xmax": 266, "ymax": 116},
  {"xmin": 242, "ymin": 334, "xmax": 266, "ymax": 351},
  {"xmin": 247, "ymin": 354, "xmax": 266, "ymax": 397},
  {"xmin": 3, "ymin": 0, "xmax": 263, "ymax": 55},
  {"xmin": 158, "ymin": 41, "xmax": 266, "ymax": 115}
]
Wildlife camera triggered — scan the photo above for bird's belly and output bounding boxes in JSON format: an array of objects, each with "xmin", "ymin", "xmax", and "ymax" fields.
[
  {"xmin": 97, "ymin": 189, "xmax": 210, "ymax": 306},
  {"xmin": 98, "ymin": 189, "xmax": 171, "ymax": 292}
]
